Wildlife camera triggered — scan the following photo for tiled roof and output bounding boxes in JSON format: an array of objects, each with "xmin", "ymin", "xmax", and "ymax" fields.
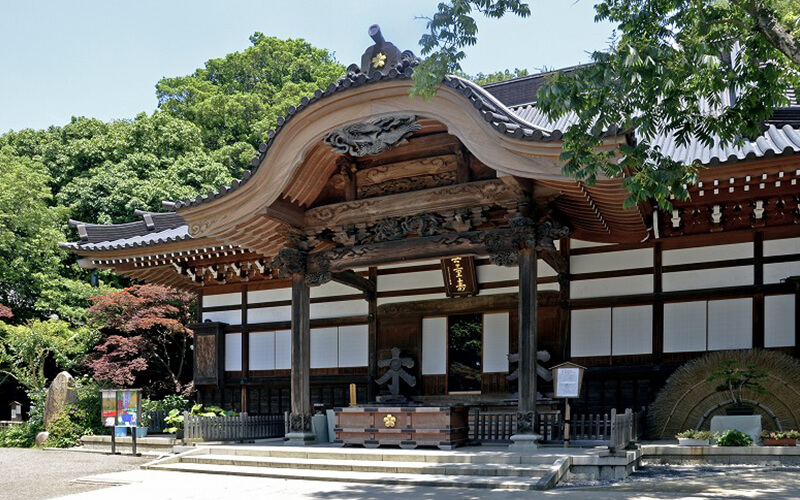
[{"xmin": 60, "ymin": 212, "xmax": 190, "ymax": 251}]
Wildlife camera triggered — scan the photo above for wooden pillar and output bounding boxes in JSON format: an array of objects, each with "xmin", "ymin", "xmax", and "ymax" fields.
[
  {"xmin": 511, "ymin": 246, "xmax": 541, "ymax": 449},
  {"xmin": 367, "ymin": 267, "xmax": 378, "ymax": 402},
  {"xmin": 287, "ymin": 273, "xmax": 314, "ymax": 444}
]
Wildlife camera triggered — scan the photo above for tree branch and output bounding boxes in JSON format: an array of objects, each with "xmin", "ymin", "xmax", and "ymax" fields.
[{"xmin": 742, "ymin": 0, "xmax": 800, "ymax": 66}]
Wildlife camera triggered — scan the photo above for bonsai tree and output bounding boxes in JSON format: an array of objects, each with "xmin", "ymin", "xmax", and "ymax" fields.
[{"xmin": 706, "ymin": 360, "xmax": 768, "ymax": 408}]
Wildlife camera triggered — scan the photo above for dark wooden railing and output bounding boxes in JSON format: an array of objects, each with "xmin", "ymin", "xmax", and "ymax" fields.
[
  {"xmin": 143, "ymin": 410, "xmax": 169, "ymax": 433},
  {"xmin": 184, "ymin": 412, "xmax": 284, "ymax": 442},
  {"xmin": 471, "ymin": 408, "xmax": 642, "ymax": 447}
]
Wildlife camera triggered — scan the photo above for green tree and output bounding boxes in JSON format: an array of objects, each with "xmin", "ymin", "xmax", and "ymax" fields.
[
  {"xmin": 0, "ymin": 319, "xmax": 97, "ymax": 393},
  {"xmin": 414, "ymin": 1, "xmax": 800, "ymax": 208},
  {"xmin": 0, "ymin": 149, "xmax": 68, "ymax": 318},
  {"xmin": 156, "ymin": 34, "xmax": 344, "ymax": 152}
]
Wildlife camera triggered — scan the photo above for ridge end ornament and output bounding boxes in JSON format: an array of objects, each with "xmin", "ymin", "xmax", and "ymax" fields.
[{"xmin": 324, "ymin": 114, "xmax": 422, "ymax": 157}]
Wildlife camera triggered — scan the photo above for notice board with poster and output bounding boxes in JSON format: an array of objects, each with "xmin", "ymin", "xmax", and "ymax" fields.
[
  {"xmin": 101, "ymin": 389, "xmax": 141, "ymax": 428},
  {"xmin": 551, "ymin": 362, "xmax": 586, "ymax": 399}
]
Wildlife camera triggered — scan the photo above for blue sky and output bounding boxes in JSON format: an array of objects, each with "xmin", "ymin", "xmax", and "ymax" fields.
[{"xmin": 0, "ymin": 1, "xmax": 613, "ymax": 133}]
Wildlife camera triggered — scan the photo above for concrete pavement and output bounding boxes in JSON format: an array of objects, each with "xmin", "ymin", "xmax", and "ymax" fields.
[{"xmin": 53, "ymin": 466, "xmax": 800, "ymax": 500}]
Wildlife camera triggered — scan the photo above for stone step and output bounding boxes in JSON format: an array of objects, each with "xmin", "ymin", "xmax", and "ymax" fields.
[
  {"xmin": 148, "ymin": 462, "xmax": 545, "ymax": 490},
  {"xmin": 180, "ymin": 453, "xmax": 550, "ymax": 477},
  {"xmin": 206, "ymin": 445, "xmax": 562, "ymax": 465}
]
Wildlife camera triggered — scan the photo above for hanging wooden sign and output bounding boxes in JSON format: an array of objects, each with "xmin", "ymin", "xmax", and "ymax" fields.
[{"xmin": 440, "ymin": 256, "xmax": 478, "ymax": 297}]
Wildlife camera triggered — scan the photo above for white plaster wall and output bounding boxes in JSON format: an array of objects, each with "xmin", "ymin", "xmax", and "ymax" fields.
[
  {"xmin": 311, "ymin": 281, "xmax": 359, "ymax": 298},
  {"xmin": 483, "ymin": 312, "xmax": 510, "ymax": 373},
  {"xmin": 310, "ymin": 327, "xmax": 338, "ymax": 368},
  {"xmin": 377, "ymin": 270, "xmax": 443, "ymax": 292},
  {"xmin": 248, "ymin": 306, "xmax": 291, "ymax": 324},
  {"xmin": 338, "ymin": 325, "xmax": 369, "ymax": 367},
  {"xmin": 663, "ymin": 242, "xmax": 753, "ymax": 265},
  {"xmin": 203, "ymin": 292, "xmax": 241, "ymax": 308},
  {"xmin": 377, "ymin": 293, "xmax": 448, "ymax": 306},
  {"xmin": 380, "ymin": 260, "xmax": 440, "ymax": 269},
  {"xmin": 764, "ymin": 237, "xmax": 800, "ymax": 256},
  {"xmin": 765, "ymin": 295, "xmax": 795, "ymax": 348},
  {"xmin": 571, "ymin": 248, "xmax": 653, "ymax": 274},
  {"xmin": 571, "ymin": 275, "xmax": 653, "ymax": 299},
  {"xmin": 248, "ymin": 287, "xmax": 292, "ymax": 304},
  {"xmin": 477, "ymin": 263, "xmax": 517, "ymax": 283},
  {"xmin": 571, "ymin": 308, "xmax": 611, "ymax": 357},
  {"xmin": 310, "ymin": 300, "xmax": 368, "ymax": 320},
  {"xmin": 202, "ymin": 310, "xmax": 242, "ymax": 325},
  {"xmin": 611, "ymin": 306, "xmax": 653, "ymax": 355},
  {"xmin": 664, "ymin": 301, "xmax": 707, "ymax": 353},
  {"xmin": 249, "ymin": 331, "xmax": 276, "ymax": 370},
  {"xmin": 764, "ymin": 262, "xmax": 800, "ymax": 284},
  {"xmin": 422, "ymin": 317, "xmax": 447, "ymax": 375},
  {"xmin": 275, "ymin": 330, "xmax": 291, "ymax": 369},
  {"xmin": 707, "ymin": 298, "xmax": 752, "ymax": 350},
  {"xmin": 224, "ymin": 333, "xmax": 242, "ymax": 371},
  {"xmin": 663, "ymin": 267, "xmax": 753, "ymax": 291}
]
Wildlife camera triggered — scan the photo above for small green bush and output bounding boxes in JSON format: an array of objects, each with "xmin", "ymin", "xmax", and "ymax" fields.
[
  {"xmin": 716, "ymin": 429, "xmax": 753, "ymax": 446},
  {"xmin": 45, "ymin": 408, "xmax": 87, "ymax": 448},
  {"xmin": 0, "ymin": 423, "xmax": 39, "ymax": 448}
]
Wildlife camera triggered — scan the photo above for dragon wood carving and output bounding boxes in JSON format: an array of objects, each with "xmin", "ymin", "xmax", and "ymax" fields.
[{"xmin": 324, "ymin": 114, "xmax": 421, "ymax": 157}]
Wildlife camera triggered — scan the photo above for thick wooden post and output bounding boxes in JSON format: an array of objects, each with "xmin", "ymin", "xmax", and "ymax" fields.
[
  {"xmin": 510, "ymin": 246, "xmax": 541, "ymax": 449},
  {"xmin": 367, "ymin": 267, "xmax": 378, "ymax": 402},
  {"xmin": 287, "ymin": 273, "xmax": 314, "ymax": 445}
]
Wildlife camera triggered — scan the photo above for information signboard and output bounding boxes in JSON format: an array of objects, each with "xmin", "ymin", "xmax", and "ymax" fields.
[
  {"xmin": 551, "ymin": 362, "xmax": 586, "ymax": 399},
  {"xmin": 101, "ymin": 389, "xmax": 141, "ymax": 428}
]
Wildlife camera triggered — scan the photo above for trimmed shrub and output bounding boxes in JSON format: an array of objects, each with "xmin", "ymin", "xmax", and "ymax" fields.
[{"xmin": 716, "ymin": 429, "xmax": 753, "ymax": 447}]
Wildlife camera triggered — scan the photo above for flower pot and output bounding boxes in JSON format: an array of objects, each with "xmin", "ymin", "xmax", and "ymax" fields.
[
  {"xmin": 764, "ymin": 438, "xmax": 798, "ymax": 446},
  {"xmin": 678, "ymin": 438, "xmax": 710, "ymax": 446}
]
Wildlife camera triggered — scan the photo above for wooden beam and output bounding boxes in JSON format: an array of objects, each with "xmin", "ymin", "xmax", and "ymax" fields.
[
  {"xmin": 263, "ymin": 199, "xmax": 305, "ymax": 228},
  {"xmin": 321, "ymin": 231, "xmax": 492, "ymax": 272},
  {"xmin": 514, "ymin": 247, "xmax": 539, "ymax": 445},
  {"xmin": 540, "ymin": 248, "xmax": 568, "ymax": 274},
  {"xmin": 331, "ymin": 270, "xmax": 376, "ymax": 298}
]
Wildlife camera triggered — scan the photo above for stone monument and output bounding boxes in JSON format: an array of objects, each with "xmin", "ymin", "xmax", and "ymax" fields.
[{"xmin": 43, "ymin": 371, "xmax": 77, "ymax": 430}]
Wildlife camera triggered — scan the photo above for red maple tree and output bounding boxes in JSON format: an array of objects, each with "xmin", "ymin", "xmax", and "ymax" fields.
[
  {"xmin": 0, "ymin": 304, "xmax": 12, "ymax": 319},
  {"xmin": 86, "ymin": 284, "xmax": 195, "ymax": 397}
]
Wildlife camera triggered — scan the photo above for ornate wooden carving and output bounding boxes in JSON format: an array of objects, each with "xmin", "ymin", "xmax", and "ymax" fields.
[
  {"xmin": 271, "ymin": 247, "xmax": 307, "ymax": 278},
  {"xmin": 304, "ymin": 179, "xmax": 527, "ymax": 230},
  {"xmin": 324, "ymin": 114, "xmax": 421, "ymax": 157},
  {"xmin": 355, "ymin": 154, "xmax": 458, "ymax": 199},
  {"xmin": 485, "ymin": 215, "xmax": 571, "ymax": 267}
]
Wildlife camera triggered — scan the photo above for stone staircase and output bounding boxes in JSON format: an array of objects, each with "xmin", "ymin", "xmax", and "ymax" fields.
[{"xmin": 143, "ymin": 445, "xmax": 571, "ymax": 490}]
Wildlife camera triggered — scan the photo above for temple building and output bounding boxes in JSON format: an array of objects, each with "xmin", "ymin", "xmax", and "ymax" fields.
[{"xmin": 62, "ymin": 27, "xmax": 800, "ymax": 445}]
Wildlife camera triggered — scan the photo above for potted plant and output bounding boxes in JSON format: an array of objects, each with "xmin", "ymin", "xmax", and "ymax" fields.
[
  {"xmin": 676, "ymin": 429, "xmax": 717, "ymax": 446},
  {"xmin": 706, "ymin": 360, "xmax": 768, "ymax": 415},
  {"xmin": 136, "ymin": 412, "xmax": 150, "ymax": 438},
  {"xmin": 760, "ymin": 430, "xmax": 800, "ymax": 446}
]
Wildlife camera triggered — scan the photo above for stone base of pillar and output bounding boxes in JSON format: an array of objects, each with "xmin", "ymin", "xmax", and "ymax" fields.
[
  {"xmin": 508, "ymin": 433, "xmax": 542, "ymax": 451},
  {"xmin": 284, "ymin": 432, "xmax": 316, "ymax": 446}
]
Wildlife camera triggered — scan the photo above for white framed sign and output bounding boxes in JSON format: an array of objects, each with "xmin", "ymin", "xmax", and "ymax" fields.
[{"xmin": 551, "ymin": 362, "xmax": 585, "ymax": 398}]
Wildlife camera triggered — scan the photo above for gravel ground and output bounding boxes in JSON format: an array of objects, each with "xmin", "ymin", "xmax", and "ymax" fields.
[{"xmin": 0, "ymin": 448, "xmax": 148, "ymax": 500}]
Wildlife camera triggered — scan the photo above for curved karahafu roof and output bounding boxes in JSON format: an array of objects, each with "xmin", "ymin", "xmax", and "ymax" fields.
[{"xmin": 61, "ymin": 26, "xmax": 800, "ymax": 258}]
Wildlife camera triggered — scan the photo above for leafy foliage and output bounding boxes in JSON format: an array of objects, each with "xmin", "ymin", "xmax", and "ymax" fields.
[
  {"xmin": 0, "ymin": 422, "xmax": 39, "ymax": 448},
  {"xmin": 156, "ymin": 34, "xmax": 343, "ymax": 151},
  {"xmin": 412, "ymin": 1, "xmax": 531, "ymax": 98},
  {"xmin": 716, "ymin": 429, "xmax": 754, "ymax": 446},
  {"xmin": 458, "ymin": 68, "xmax": 529, "ymax": 85},
  {"xmin": 86, "ymin": 285, "xmax": 195, "ymax": 397},
  {"xmin": 761, "ymin": 429, "xmax": 800, "ymax": 440},
  {"xmin": 415, "ymin": 1, "xmax": 800, "ymax": 208},
  {"xmin": 0, "ymin": 319, "xmax": 97, "ymax": 393},
  {"xmin": 164, "ymin": 403, "xmax": 235, "ymax": 434}
]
